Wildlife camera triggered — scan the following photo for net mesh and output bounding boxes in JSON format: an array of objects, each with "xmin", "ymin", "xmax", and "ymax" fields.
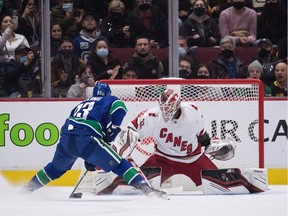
[{"xmin": 103, "ymin": 80, "xmax": 263, "ymax": 169}]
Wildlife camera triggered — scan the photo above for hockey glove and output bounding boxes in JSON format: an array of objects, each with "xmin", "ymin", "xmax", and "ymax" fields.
[
  {"xmin": 111, "ymin": 127, "xmax": 140, "ymax": 158},
  {"xmin": 84, "ymin": 161, "xmax": 96, "ymax": 172},
  {"xmin": 205, "ymin": 137, "xmax": 235, "ymax": 161}
]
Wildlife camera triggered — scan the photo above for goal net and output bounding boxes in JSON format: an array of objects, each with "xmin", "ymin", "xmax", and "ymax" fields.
[{"xmin": 79, "ymin": 79, "xmax": 264, "ymax": 191}]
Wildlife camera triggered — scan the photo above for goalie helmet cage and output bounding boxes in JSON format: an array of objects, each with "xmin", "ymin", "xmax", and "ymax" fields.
[{"xmin": 83, "ymin": 79, "xmax": 264, "ymax": 190}]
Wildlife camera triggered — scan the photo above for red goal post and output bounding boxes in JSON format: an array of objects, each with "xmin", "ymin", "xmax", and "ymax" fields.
[{"xmin": 87, "ymin": 79, "xmax": 264, "ymax": 169}]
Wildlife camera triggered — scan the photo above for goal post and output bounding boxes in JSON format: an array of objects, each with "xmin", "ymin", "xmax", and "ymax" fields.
[{"xmin": 84, "ymin": 79, "xmax": 264, "ymax": 191}]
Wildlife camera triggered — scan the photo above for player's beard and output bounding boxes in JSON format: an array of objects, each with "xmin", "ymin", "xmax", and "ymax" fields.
[{"xmin": 137, "ymin": 52, "xmax": 148, "ymax": 58}]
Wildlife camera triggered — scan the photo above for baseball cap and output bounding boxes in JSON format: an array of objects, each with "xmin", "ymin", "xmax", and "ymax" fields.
[
  {"xmin": 15, "ymin": 45, "xmax": 32, "ymax": 55},
  {"xmin": 82, "ymin": 12, "xmax": 99, "ymax": 22},
  {"xmin": 258, "ymin": 38, "xmax": 273, "ymax": 48}
]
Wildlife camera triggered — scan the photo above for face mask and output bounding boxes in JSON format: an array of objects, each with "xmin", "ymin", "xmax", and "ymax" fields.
[
  {"xmin": 258, "ymin": 49, "xmax": 270, "ymax": 58},
  {"xmin": 138, "ymin": 3, "xmax": 151, "ymax": 11},
  {"xmin": 62, "ymin": 3, "xmax": 73, "ymax": 12},
  {"xmin": 60, "ymin": 49, "xmax": 73, "ymax": 59},
  {"xmin": 197, "ymin": 74, "xmax": 209, "ymax": 79},
  {"xmin": 179, "ymin": 69, "xmax": 190, "ymax": 78},
  {"xmin": 96, "ymin": 48, "xmax": 109, "ymax": 58},
  {"xmin": 178, "ymin": 47, "xmax": 187, "ymax": 56},
  {"xmin": 19, "ymin": 56, "xmax": 28, "ymax": 63},
  {"xmin": 233, "ymin": 1, "xmax": 245, "ymax": 9},
  {"xmin": 194, "ymin": 7, "xmax": 205, "ymax": 16},
  {"xmin": 110, "ymin": 12, "xmax": 122, "ymax": 20},
  {"xmin": 221, "ymin": 49, "xmax": 234, "ymax": 58}
]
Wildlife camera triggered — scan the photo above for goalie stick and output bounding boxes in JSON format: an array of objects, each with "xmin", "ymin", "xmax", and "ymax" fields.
[{"xmin": 69, "ymin": 170, "xmax": 88, "ymax": 198}]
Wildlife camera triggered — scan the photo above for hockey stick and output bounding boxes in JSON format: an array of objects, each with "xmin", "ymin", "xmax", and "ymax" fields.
[{"xmin": 69, "ymin": 170, "xmax": 88, "ymax": 198}]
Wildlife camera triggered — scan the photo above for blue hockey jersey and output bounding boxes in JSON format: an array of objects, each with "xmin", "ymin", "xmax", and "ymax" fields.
[{"xmin": 66, "ymin": 95, "xmax": 127, "ymax": 139}]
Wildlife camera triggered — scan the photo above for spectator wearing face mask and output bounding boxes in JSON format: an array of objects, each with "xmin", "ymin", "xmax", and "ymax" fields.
[
  {"xmin": 179, "ymin": 55, "xmax": 194, "ymax": 79},
  {"xmin": 51, "ymin": 0, "xmax": 85, "ymax": 38},
  {"xmin": 178, "ymin": 35, "xmax": 197, "ymax": 57},
  {"xmin": 208, "ymin": 36, "xmax": 247, "ymax": 78},
  {"xmin": 195, "ymin": 63, "xmax": 211, "ymax": 78},
  {"xmin": 100, "ymin": 0, "xmax": 134, "ymax": 48},
  {"xmin": 86, "ymin": 38, "xmax": 123, "ymax": 81},
  {"xmin": 253, "ymin": 38, "xmax": 279, "ymax": 86},
  {"xmin": 257, "ymin": 0, "xmax": 287, "ymax": 45},
  {"xmin": 162, "ymin": 36, "xmax": 196, "ymax": 77},
  {"xmin": 127, "ymin": 0, "xmax": 168, "ymax": 48},
  {"xmin": 51, "ymin": 36, "xmax": 85, "ymax": 97},
  {"xmin": 219, "ymin": 0, "xmax": 257, "ymax": 46},
  {"xmin": 15, "ymin": 44, "xmax": 41, "ymax": 97},
  {"xmin": 0, "ymin": 43, "xmax": 34, "ymax": 97},
  {"xmin": 179, "ymin": 0, "xmax": 220, "ymax": 48},
  {"xmin": 73, "ymin": 13, "xmax": 105, "ymax": 63}
]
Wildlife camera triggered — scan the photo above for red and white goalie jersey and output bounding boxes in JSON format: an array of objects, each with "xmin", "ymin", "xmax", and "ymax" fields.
[{"xmin": 128, "ymin": 102, "xmax": 207, "ymax": 163}]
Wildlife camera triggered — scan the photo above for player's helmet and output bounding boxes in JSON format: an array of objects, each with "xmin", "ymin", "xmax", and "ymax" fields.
[
  {"xmin": 158, "ymin": 89, "xmax": 181, "ymax": 123},
  {"xmin": 93, "ymin": 82, "xmax": 111, "ymax": 97}
]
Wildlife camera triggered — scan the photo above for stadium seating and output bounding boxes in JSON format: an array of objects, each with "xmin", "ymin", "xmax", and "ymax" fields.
[{"xmin": 110, "ymin": 47, "xmax": 258, "ymax": 66}]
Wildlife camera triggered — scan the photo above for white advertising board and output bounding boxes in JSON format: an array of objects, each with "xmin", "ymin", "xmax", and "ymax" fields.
[{"xmin": 0, "ymin": 99, "xmax": 287, "ymax": 170}]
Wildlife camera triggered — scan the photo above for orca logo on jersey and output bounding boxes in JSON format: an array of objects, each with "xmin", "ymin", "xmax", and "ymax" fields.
[{"xmin": 159, "ymin": 128, "xmax": 193, "ymax": 154}]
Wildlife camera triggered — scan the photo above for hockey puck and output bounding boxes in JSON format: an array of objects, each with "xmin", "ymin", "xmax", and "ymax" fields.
[{"xmin": 69, "ymin": 192, "xmax": 83, "ymax": 198}]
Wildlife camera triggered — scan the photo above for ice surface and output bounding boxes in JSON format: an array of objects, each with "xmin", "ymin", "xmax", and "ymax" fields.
[{"xmin": 0, "ymin": 176, "xmax": 287, "ymax": 216}]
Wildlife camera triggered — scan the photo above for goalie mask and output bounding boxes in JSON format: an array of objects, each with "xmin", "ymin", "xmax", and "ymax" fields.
[
  {"xmin": 158, "ymin": 89, "xmax": 181, "ymax": 123},
  {"xmin": 93, "ymin": 82, "xmax": 111, "ymax": 97}
]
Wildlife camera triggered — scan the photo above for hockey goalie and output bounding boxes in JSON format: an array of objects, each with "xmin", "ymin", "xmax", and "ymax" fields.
[{"xmin": 74, "ymin": 89, "xmax": 268, "ymax": 195}]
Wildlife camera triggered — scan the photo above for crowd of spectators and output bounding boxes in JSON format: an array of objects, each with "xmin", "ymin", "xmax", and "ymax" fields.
[{"xmin": 0, "ymin": 0, "xmax": 286, "ymax": 98}]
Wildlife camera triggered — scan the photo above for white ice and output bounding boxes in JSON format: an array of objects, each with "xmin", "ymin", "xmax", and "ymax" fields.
[{"xmin": 0, "ymin": 176, "xmax": 287, "ymax": 216}]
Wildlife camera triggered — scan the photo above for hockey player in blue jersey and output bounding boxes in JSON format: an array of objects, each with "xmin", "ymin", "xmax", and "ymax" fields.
[{"xmin": 23, "ymin": 82, "xmax": 166, "ymax": 198}]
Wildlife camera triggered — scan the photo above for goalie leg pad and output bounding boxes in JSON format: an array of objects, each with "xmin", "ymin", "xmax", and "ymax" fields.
[
  {"xmin": 241, "ymin": 168, "xmax": 268, "ymax": 192},
  {"xmin": 201, "ymin": 168, "xmax": 268, "ymax": 195}
]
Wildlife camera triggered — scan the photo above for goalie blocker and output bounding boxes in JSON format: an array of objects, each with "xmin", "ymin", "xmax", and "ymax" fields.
[{"xmin": 201, "ymin": 168, "xmax": 268, "ymax": 194}]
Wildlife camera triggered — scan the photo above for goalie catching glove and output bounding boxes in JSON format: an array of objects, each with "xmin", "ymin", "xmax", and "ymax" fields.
[
  {"xmin": 111, "ymin": 127, "xmax": 140, "ymax": 158},
  {"xmin": 204, "ymin": 138, "xmax": 235, "ymax": 161}
]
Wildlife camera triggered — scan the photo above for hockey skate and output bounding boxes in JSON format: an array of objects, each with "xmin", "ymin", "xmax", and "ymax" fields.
[
  {"xmin": 135, "ymin": 181, "xmax": 168, "ymax": 199},
  {"xmin": 21, "ymin": 183, "xmax": 37, "ymax": 194}
]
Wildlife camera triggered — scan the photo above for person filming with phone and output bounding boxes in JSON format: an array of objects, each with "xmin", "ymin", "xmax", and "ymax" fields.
[
  {"xmin": 0, "ymin": 13, "xmax": 29, "ymax": 63},
  {"xmin": 14, "ymin": 0, "xmax": 40, "ymax": 46}
]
